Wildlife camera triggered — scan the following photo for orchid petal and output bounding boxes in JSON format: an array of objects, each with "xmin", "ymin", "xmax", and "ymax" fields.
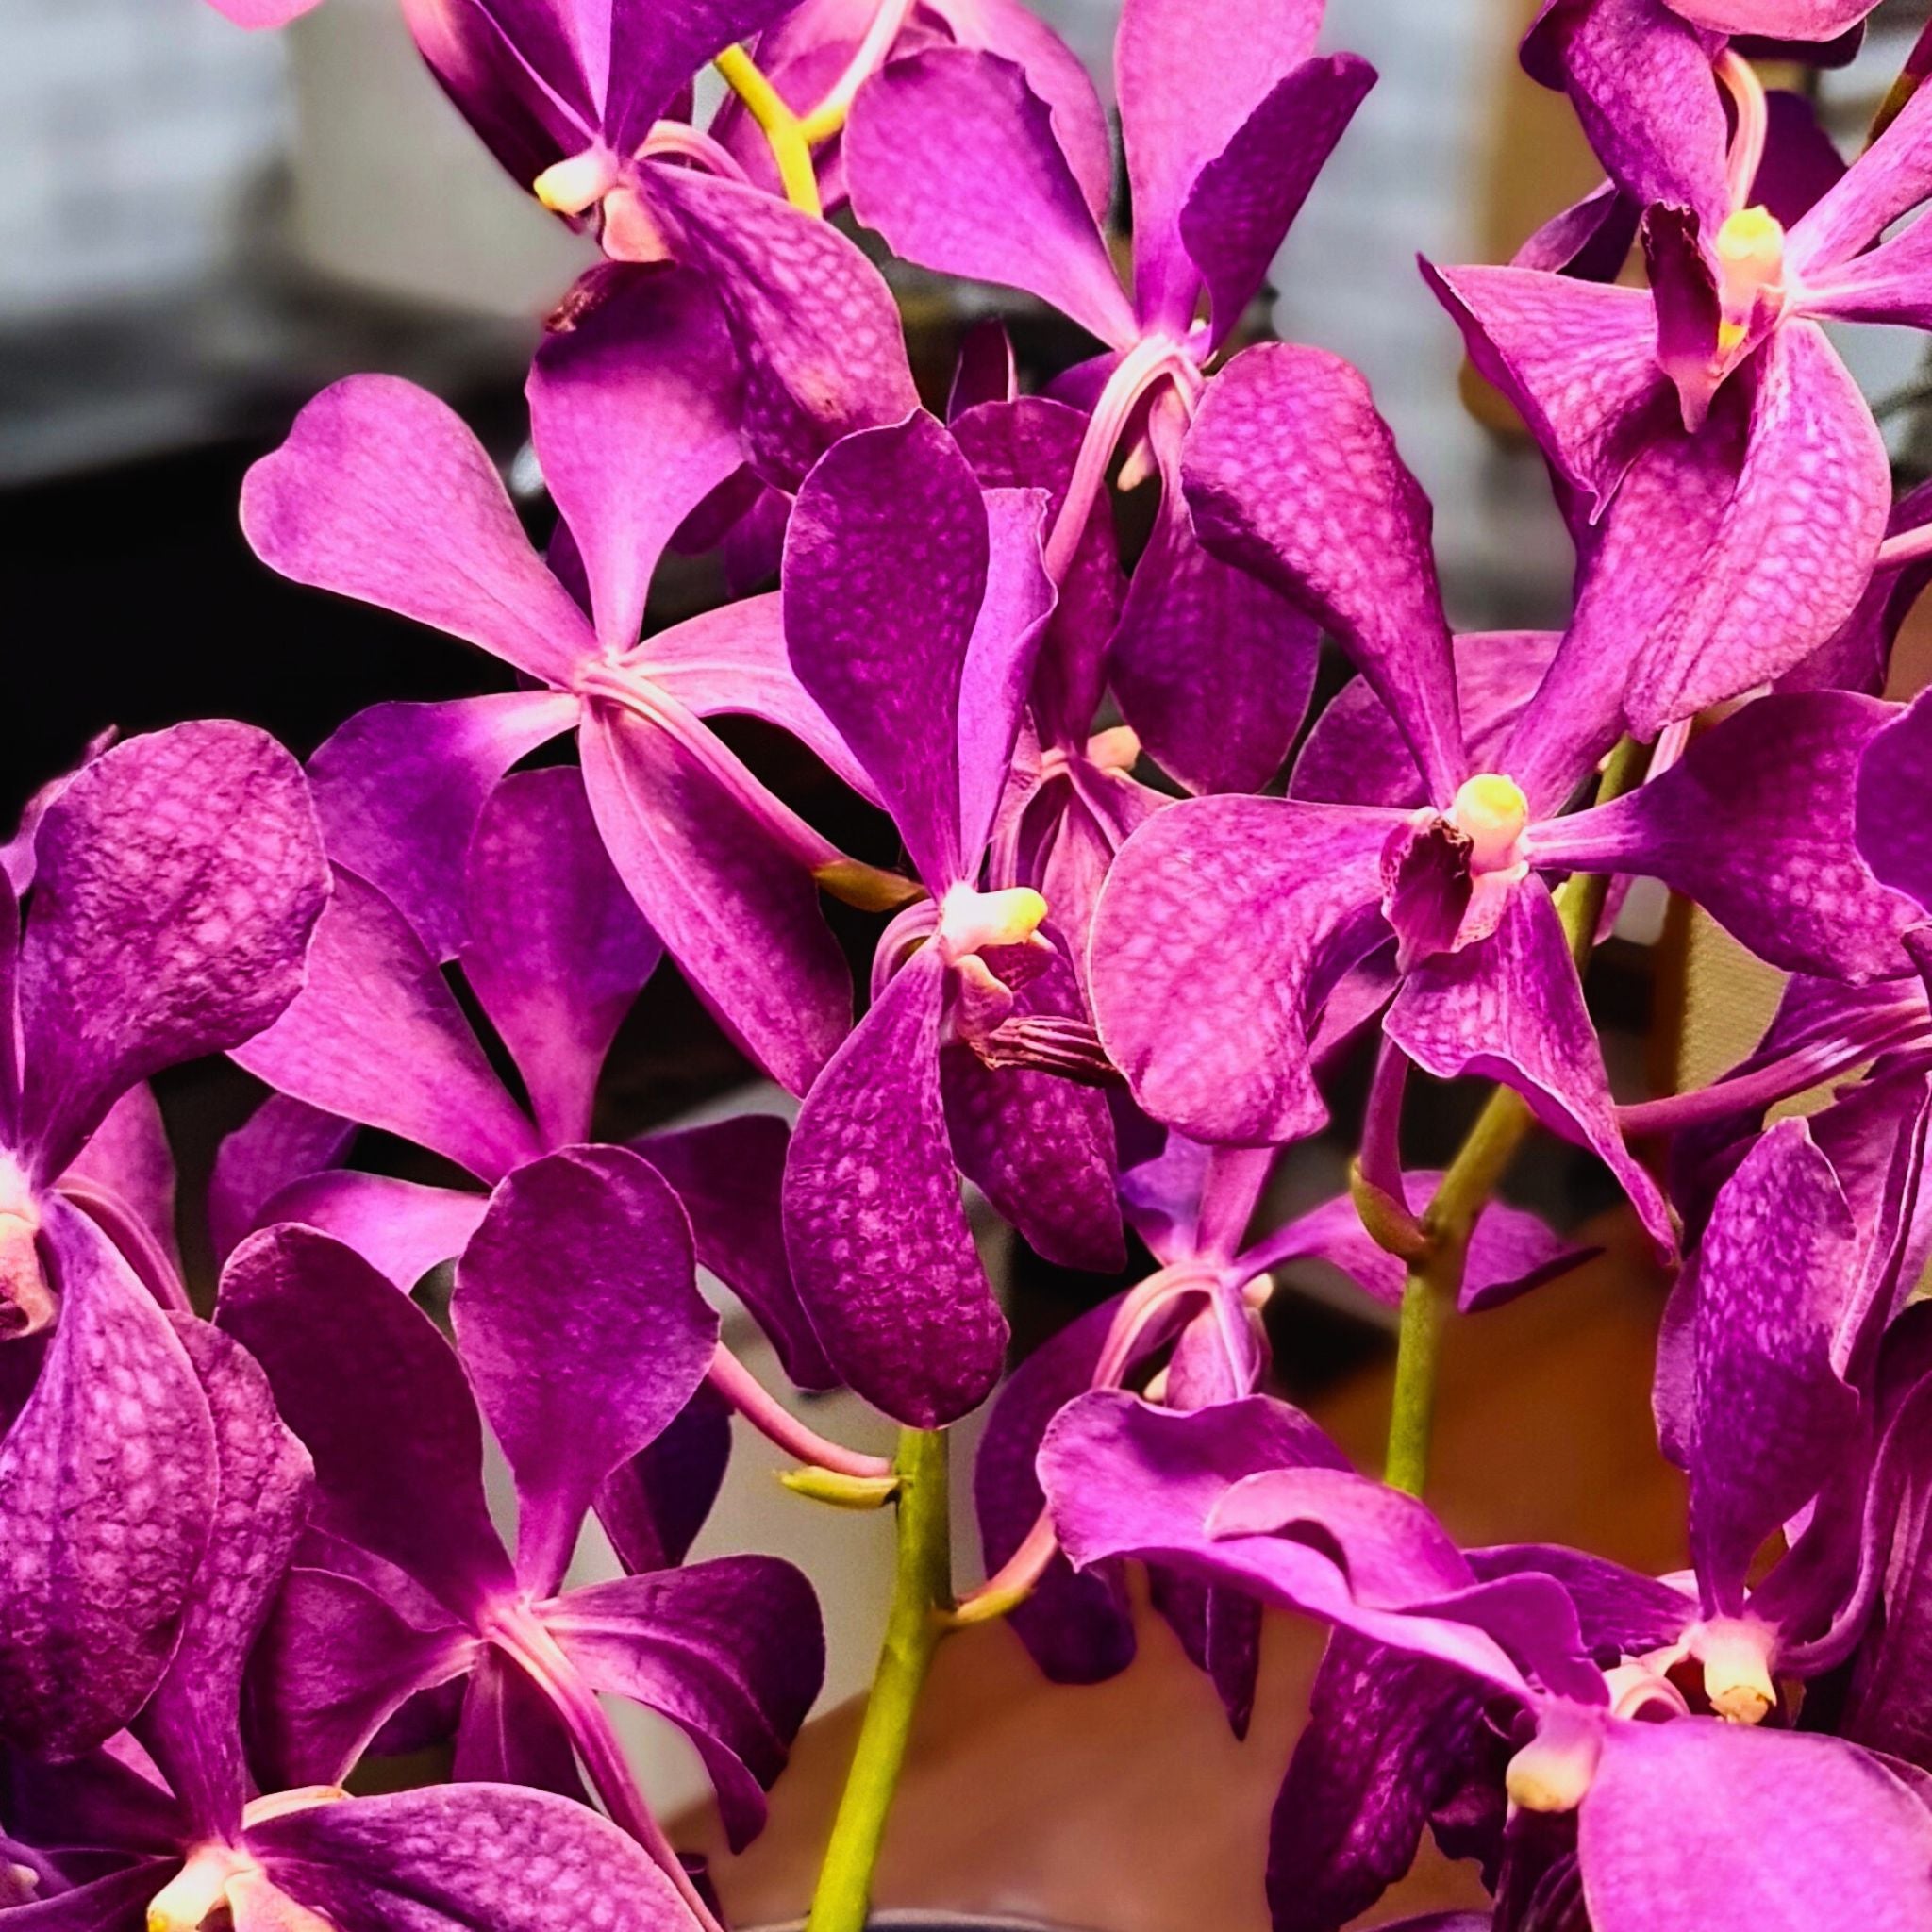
[
  {"xmin": 208, "ymin": 1097, "xmax": 357, "ymax": 1267},
  {"xmin": 252, "ymin": 1172, "xmax": 488, "ymax": 1292},
  {"xmin": 1789, "ymin": 79, "xmax": 1932, "ymax": 275},
  {"xmin": 596, "ymin": 1382, "xmax": 735, "ymax": 1575},
  {"xmin": 63, "ymin": 1083, "xmax": 180, "ymax": 1284},
  {"xmin": 242, "ymin": 376, "xmax": 593, "ymax": 687},
  {"xmin": 783, "ymin": 946, "xmax": 1007, "ymax": 1426},
  {"xmin": 454, "ymin": 1146, "xmax": 717, "ymax": 1599},
  {"xmin": 1858, "ymin": 686, "xmax": 1932, "ymax": 917}
]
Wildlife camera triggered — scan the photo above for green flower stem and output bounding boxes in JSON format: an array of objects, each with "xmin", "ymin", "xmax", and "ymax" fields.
[
  {"xmin": 805, "ymin": 1427, "xmax": 952, "ymax": 1932},
  {"xmin": 1382, "ymin": 734, "xmax": 1653, "ymax": 1495}
]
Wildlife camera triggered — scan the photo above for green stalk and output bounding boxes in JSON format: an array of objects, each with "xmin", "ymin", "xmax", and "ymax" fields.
[
  {"xmin": 805, "ymin": 1428, "xmax": 952, "ymax": 1932},
  {"xmin": 1382, "ymin": 735, "xmax": 1653, "ymax": 1495}
]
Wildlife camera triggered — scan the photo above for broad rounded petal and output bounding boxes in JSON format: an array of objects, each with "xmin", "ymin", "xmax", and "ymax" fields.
[
  {"xmin": 17, "ymin": 723, "xmax": 329, "ymax": 1181},
  {"xmin": 545, "ymin": 1555, "xmax": 824, "ymax": 1851},
  {"xmin": 578, "ymin": 704, "xmax": 851, "ymax": 1097},
  {"xmin": 1116, "ymin": 0, "xmax": 1324, "ymax": 328},
  {"xmin": 783, "ymin": 948, "xmax": 1007, "ymax": 1426},
  {"xmin": 453, "ymin": 1146, "xmax": 717, "ymax": 1598},
  {"xmin": 1580, "ymin": 1720, "xmax": 1932, "ymax": 1932},
  {"xmin": 231, "ymin": 869, "xmax": 543, "ymax": 1186},
  {"xmin": 208, "ymin": 1096, "xmax": 357, "ymax": 1266},
  {"xmin": 1421, "ymin": 263, "xmax": 1663, "ymax": 509},
  {"xmin": 1180, "ymin": 54, "xmax": 1375, "ymax": 351},
  {"xmin": 632, "ymin": 594, "xmax": 882, "ymax": 806},
  {"xmin": 252, "ymin": 1172, "xmax": 488, "ymax": 1291},
  {"xmin": 974, "ymin": 1297, "xmax": 1139, "ymax": 1686},
  {"xmin": 1386, "ymin": 881, "xmax": 1674, "ymax": 1255},
  {"xmin": 596, "ymin": 1381, "xmax": 735, "ymax": 1574},
  {"xmin": 1625, "ymin": 321, "xmax": 1890, "ymax": 739},
  {"xmin": 1182, "ymin": 343, "xmax": 1466, "ymax": 803},
  {"xmin": 307, "ymin": 693, "xmax": 576, "ymax": 964},
  {"xmin": 1536, "ymin": 690, "xmax": 1923, "ymax": 983},
  {"xmin": 142, "ymin": 1321, "xmax": 311, "ymax": 1840},
  {"xmin": 250, "ymin": 1783, "xmax": 694, "ymax": 1932},
  {"xmin": 1293, "ymin": 631, "xmax": 1561, "ymax": 812},
  {"xmin": 528, "ymin": 267, "xmax": 743, "ymax": 658},
  {"xmin": 216, "ymin": 1224, "xmax": 515, "ymax": 1623},
  {"xmin": 784, "ymin": 411, "xmax": 988, "ymax": 888},
  {"xmin": 0, "ymin": 1202, "xmax": 216, "ymax": 1759},
  {"xmin": 1113, "ymin": 402, "xmax": 1319, "ymax": 796},
  {"xmin": 645, "ymin": 164, "xmax": 919, "ymax": 491},
  {"xmin": 846, "ymin": 49, "xmax": 1136, "ymax": 349},
  {"xmin": 1858, "ymin": 686, "xmax": 1932, "ymax": 914},
  {"xmin": 462, "ymin": 767, "xmax": 660, "ymax": 1151},
  {"xmin": 635, "ymin": 1115, "xmax": 837, "ymax": 1391},
  {"xmin": 1674, "ymin": 0, "xmax": 1874, "ymax": 32},
  {"xmin": 1789, "ymin": 71, "xmax": 1932, "ymax": 274},
  {"xmin": 1088, "ymin": 797, "xmax": 1396, "ymax": 1145},
  {"xmin": 241, "ymin": 375, "xmax": 593, "ymax": 686},
  {"xmin": 1677, "ymin": 1120, "xmax": 1862, "ymax": 1613},
  {"xmin": 249, "ymin": 1564, "xmax": 475, "ymax": 1790}
]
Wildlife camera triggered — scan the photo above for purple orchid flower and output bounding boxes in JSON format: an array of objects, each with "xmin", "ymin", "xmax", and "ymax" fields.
[
  {"xmin": 214, "ymin": 1149, "xmax": 822, "ymax": 1907},
  {"xmin": 1038, "ymin": 1389, "xmax": 1932, "ymax": 1932},
  {"xmin": 198, "ymin": 0, "xmax": 321, "ymax": 24},
  {"xmin": 0, "ymin": 1312, "xmax": 703, "ymax": 1932},
  {"xmin": 1089, "ymin": 343, "xmax": 1924, "ymax": 1251},
  {"xmin": 242, "ymin": 271, "xmax": 919, "ymax": 1098},
  {"xmin": 1422, "ymin": 55, "xmax": 1932, "ymax": 736},
  {"xmin": 777, "ymin": 408, "xmax": 1125, "ymax": 1426},
  {"xmin": 0, "ymin": 724, "xmax": 329, "ymax": 1763},
  {"xmin": 839, "ymin": 0, "xmax": 1369, "ymax": 796},
  {"xmin": 973, "ymin": 1132, "xmax": 1588, "ymax": 1712}
]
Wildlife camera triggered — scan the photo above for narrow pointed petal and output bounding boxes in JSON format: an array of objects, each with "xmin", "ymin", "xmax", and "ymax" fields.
[
  {"xmin": 208, "ymin": 1096, "xmax": 357, "ymax": 1266},
  {"xmin": 1180, "ymin": 54, "xmax": 1376, "ymax": 351},
  {"xmin": 784, "ymin": 411, "xmax": 988, "ymax": 888},
  {"xmin": 1112, "ymin": 401, "xmax": 1319, "ymax": 796},
  {"xmin": 578, "ymin": 703, "xmax": 851, "ymax": 1097},
  {"xmin": 307, "ymin": 693, "xmax": 576, "ymax": 964},
  {"xmin": 205, "ymin": 0, "xmax": 324, "ymax": 24},
  {"xmin": 974, "ymin": 1297, "xmax": 1138, "ymax": 1686},
  {"xmin": 250, "ymin": 1564, "xmax": 475, "ymax": 1789},
  {"xmin": 249, "ymin": 1784, "xmax": 695, "ymax": 1932},
  {"xmin": 141, "ymin": 1322, "xmax": 311, "ymax": 1841},
  {"xmin": 454, "ymin": 1146, "xmax": 717, "ymax": 1598},
  {"xmin": 242, "ymin": 375, "xmax": 594, "ymax": 686},
  {"xmin": 528, "ymin": 268, "xmax": 743, "ymax": 658},
  {"xmin": 1386, "ymin": 881, "xmax": 1674, "ymax": 1254},
  {"xmin": 1579, "ymin": 1720, "xmax": 1932, "ymax": 1932},
  {"xmin": 845, "ymin": 50, "xmax": 1136, "ymax": 349},
  {"xmin": 783, "ymin": 947, "xmax": 1007, "ymax": 1426},
  {"xmin": 16, "ymin": 723, "xmax": 329, "ymax": 1180},
  {"xmin": 217, "ymin": 1224, "xmax": 515, "ymax": 1623},
  {"xmin": 1116, "ymin": 0, "xmax": 1324, "ymax": 329},
  {"xmin": 452, "ymin": 1648, "xmax": 588, "ymax": 1801},
  {"xmin": 631, "ymin": 594, "xmax": 881, "ymax": 805},
  {"xmin": 251, "ymin": 1172, "xmax": 488, "ymax": 1291},
  {"xmin": 601, "ymin": 0, "xmax": 808, "ymax": 154},
  {"xmin": 1676, "ymin": 1120, "xmax": 1862, "ymax": 1614},
  {"xmin": 1858, "ymin": 686, "xmax": 1932, "ymax": 915},
  {"xmin": 63, "ymin": 1082, "xmax": 181, "ymax": 1283},
  {"xmin": 462, "ymin": 768, "xmax": 660, "ymax": 1151},
  {"xmin": 645, "ymin": 165, "xmax": 919, "ymax": 491},
  {"xmin": 596, "ymin": 1381, "xmax": 735, "ymax": 1574},
  {"xmin": 1789, "ymin": 80, "xmax": 1932, "ymax": 275},
  {"xmin": 1534, "ymin": 690, "xmax": 1923, "ymax": 982},
  {"xmin": 0, "ymin": 1863, "xmax": 173, "ymax": 1929},
  {"xmin": 1182, "ymin": 343, "xmax": 1467, "ymax": 803},
  {"xmin": 635, "ymin": 1115, "xmax": 837, "ymax": 1391},
  {"xmin": 0, "ymin": 1202, "xmax": 216, "ymax": 1759},
  {"xmin": 1088, "ymin": 797, "xmax": 1397, "ymax": 1144},
  {"xmin": 1624, "ymin": 321, "xmax": 1890, "ymax": 739},
  {"xmin": 545, "ymin": 1555, "xmax": 824, "ymax": 1851},
  {"xmin": 1421, "ymin": 264, "xmax": 1664, "ymax": 509},
  {"xmin": 232, "ymin": 869, "xmax": 543, "ymax": 1186}
]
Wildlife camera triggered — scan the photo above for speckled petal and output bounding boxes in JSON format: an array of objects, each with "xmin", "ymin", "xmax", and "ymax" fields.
[
  {"xmin": 233, "ymin": 868, "xmax": 543, "ymax": 1186},
  {"xmin": 1857, "ymin": 686, "xmax": 1932, "ymax": 916},
  {"xmin": 217, "ymin": 1224, "xmax": 515, "ymax": 1624},
  {"xmin": 62, "ymin": 1082, "xmax": 181, "ymax": 1286},
  {"xmin": 782, "ymin": 946, "xmax": 1007, "ymax": 1426},
  {"xmin": 249, "ymin": 1782, "xmax": 695, "ymax": 1932},
  {"xmin": 0, "ymin": 1201, "xmax": 216, "ymax": 1759},
  {"xmin": 454, "ymin": 1146, "xmax": 717, "ymax": 1598},
  {"xmin": 1088, "ymin": 796, "xmax": 1397, "ymax": 1144},
  {"xmin": 241, "ymin": 375, "xmax": 594, "ymax": 686},
  {"xmin": 645, "ymin": 164, "xmax": 919, "ymax": 492},
  {"xmin": 845, "ymin": 49, "xmax": 1136, "ymax": 348},
  {"xmin": 1788, "ymin": 76, "xmax": 1932, "ymax": 275},
  {"xmin": 1182, "ymin": 343, "xmax": 1467, "ymax": 803},
  {"xmin": 16, "ymin": 723, "xmax": 329, "ymax": 1181}
]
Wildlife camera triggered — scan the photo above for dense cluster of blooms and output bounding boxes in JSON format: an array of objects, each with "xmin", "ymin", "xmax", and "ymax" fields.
[{"xmin": 10, "ymin": 0, "xmax": 1932, "ymax": 1925}]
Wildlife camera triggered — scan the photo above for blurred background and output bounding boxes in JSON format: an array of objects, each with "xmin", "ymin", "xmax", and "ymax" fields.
[{"xmin": 7, "ymin": 2, "xmax": 1932, "ymax": 1924}]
